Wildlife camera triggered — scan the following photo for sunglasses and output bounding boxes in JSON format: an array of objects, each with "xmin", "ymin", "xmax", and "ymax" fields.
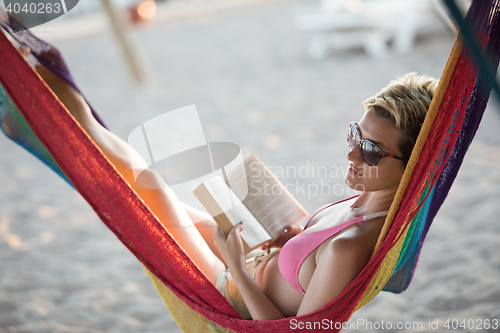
[{"xmin": 347, "ymin": 122, "xmax": 403, "ymax": 166}]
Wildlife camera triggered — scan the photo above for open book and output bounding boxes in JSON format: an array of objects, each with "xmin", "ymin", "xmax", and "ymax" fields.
[{"xmin": 193, "ymin": 155, "xmax": 307, "ymax": 251}]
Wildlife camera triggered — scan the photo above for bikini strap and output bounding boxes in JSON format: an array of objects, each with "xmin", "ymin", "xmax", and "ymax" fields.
[
  {"xmin": 362, "ymin": 210, "xmax": 389, "ymax": 221},
  {"xmin": 304, "ymin": 195, "xmax": 359, "ymax": 229}
]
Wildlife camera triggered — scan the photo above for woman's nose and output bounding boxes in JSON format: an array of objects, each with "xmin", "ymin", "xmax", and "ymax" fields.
[{"xmin": 347, "ymin": 143, "xmax": 363, "ymax": 163}]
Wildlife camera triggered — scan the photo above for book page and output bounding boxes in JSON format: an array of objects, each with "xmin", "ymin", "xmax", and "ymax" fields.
[
  {"xmin": 227, "ymin": 155, "xmax": 307, "ymax": 239},
  {"xmin": 203, "ymin": 177, "xmax": 271, "ymax": 248}
]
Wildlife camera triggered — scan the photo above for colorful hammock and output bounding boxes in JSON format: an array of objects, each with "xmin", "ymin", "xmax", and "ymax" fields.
[{"xmin": 1, "ymin": 0, "xmax": 499, "ymax": 331}]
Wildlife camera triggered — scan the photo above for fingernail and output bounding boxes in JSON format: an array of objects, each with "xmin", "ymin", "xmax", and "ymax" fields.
[{"xmin": 282, "ymin": 228, "xmax": 289, "ymax": 234}]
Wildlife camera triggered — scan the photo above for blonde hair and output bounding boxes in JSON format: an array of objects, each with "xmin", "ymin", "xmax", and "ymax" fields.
[{"xmin": 363, "ymin": 73, "xmax": 439, "ymax": 165}]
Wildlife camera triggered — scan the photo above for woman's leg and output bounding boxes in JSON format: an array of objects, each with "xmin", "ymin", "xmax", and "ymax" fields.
[
  {"xmin": 29, "ymin": 48, "xmax": 226, "ymax": 283},
  {"xmin": 182, "ymin": 203, "xmax": 225, "ymax": 262}
]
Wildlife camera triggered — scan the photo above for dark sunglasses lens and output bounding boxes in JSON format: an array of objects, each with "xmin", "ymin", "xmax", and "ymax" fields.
[{"xmin": 361, "ymin": 141, "xmax": 381, "ymax": 166}]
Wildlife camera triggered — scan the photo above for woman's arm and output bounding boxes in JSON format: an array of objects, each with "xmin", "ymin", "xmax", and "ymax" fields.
[
  {"xmin": 215, "ymin": 224, "xmax": 373, "ymax": 319},
  {"xmin": 214, "ymin": 223, "xmax": 285, "ymax": 320}
]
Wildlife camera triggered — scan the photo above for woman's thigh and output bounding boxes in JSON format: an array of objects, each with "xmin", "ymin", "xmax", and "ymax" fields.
[
  {"xmin": 183, "ymin": 203, "xmax": 225, "ymax": 264},
  {"xmin": 25, "ymin": 46, "xmax": 227, "ymax": 283},
  {"xmin": 89, "ymin": 130, "xmax": 227, "ymax": 283}
]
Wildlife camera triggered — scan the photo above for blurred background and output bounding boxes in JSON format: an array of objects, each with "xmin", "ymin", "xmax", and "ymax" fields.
[{"xmin": 1, "ymin": 0, "xmax": 499, "ymax": 332}]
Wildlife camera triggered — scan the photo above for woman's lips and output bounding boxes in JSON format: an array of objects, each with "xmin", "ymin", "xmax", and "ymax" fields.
[{"xmin": 348, "ymin": 166, "xmax": 358, "ymax": 175}]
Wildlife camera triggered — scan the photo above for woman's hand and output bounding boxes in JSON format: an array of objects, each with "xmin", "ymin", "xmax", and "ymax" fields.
[
  {"xmin": 214, "ymin": 222, "xmax": 246, "ymax": 269},
  {"xmin": 215, "ymin": 222, "xmax": 286, "ymax": 320},
  {"xmin": 261, "ymin": 224, "xmax": 303, "ymax": 254}
]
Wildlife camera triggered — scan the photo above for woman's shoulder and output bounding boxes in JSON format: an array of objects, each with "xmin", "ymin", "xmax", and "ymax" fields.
[
  {"xmin": 312, "ymin": 228, "xmax": 377, "ymax": 282},
  {"xmin": 322, "ymin": 215, "xmax": 386, "ymax": 258},
  {"xmin": 325, "ymin": 230, "xmax": 370, "ymax": 255}
]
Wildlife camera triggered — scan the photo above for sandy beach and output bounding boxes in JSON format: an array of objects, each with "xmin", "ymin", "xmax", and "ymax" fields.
[{"xmin": 1, "ymin": 0, "xmax": 499, "ymax": 332}]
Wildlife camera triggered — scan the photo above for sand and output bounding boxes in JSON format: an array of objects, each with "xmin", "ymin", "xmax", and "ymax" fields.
[{"xmin": 1, "ymin": 0, "xmax": 499, "ymax": 332}]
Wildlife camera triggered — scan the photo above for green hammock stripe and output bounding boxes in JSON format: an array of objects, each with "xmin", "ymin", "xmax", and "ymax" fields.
[{"xmin": 0, "ymin": 84, "xmax": 71, "ymax": 185}]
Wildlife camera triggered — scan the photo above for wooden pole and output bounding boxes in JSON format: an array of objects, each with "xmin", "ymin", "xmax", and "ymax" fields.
[{"xmin": 100, "ymin": 0, "xmax": 152, "ymax": 84}]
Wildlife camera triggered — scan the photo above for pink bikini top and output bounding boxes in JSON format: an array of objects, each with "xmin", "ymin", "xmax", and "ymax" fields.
[{"xmin": 278, "ymin": 195, "xmax": 389, "ymax": 294}]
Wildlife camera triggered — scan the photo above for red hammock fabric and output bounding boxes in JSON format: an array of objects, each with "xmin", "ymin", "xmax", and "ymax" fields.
[
  {"xmin": 0, "ymin": 29, "xmax": 242, "ymax": 321},
  {"xmin": 0, "ymin": 0, "xmax": 497, "ymax": 328}
]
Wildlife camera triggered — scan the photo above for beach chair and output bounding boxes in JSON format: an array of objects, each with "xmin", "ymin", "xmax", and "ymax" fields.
[
  {"xmin": 294, "ymin": 0, "xmax": 451, "ymax": 58},
  {"xmin": 0, "ymin": 0, "xmax": 499, "ymax": 331}
]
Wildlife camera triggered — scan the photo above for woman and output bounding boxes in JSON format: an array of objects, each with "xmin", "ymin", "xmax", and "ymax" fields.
[{"xmin": 21, "ymin": 46, "xmax": 437, "ymax": 320}]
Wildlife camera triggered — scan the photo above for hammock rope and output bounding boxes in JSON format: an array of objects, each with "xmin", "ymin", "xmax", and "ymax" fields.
[{"xmin": 1, "ymin": 0, "xmax": 499, "ymax": 331}]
